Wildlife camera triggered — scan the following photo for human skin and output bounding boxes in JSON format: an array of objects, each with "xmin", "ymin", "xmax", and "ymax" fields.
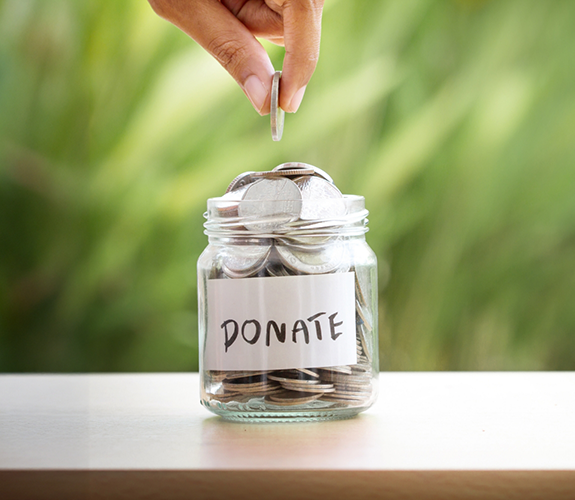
[{"xmin": 148, "ymin": 0, "xmax": 325, "ymax": 115}]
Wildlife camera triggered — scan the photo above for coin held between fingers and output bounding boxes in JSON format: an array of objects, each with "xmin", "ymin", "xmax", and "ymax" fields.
[{"xmin": 271, "ymin": 71, "xmax": 284, "ymax": 141}]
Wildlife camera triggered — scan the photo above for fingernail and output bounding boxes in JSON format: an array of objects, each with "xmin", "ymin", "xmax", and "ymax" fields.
[
  {"xmin": 244, "ymin": 75, "xmax": 268, "ymax": 114},
  {"xmin": 288, "ymin": 86, "xmax": 307, "ymax": 113}
]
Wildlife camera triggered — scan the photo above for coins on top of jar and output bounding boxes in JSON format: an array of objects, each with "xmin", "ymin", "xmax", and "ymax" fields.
[{"xmin": 221, "ymin": 162, "xmax": 345, "ymax": 231}]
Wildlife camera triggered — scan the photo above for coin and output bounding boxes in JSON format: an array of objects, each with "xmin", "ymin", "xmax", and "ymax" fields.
[
  {"xmin": 276, "ymin": 236, "xmax": 335, "ymax": 251},
  {"xmin": 215, "ymin": 203, "xmax": 239, "ymax": 218},
  {"xmin": 270, "ymin": 71, "xmax": 284, "ymax": 141},
  {"xmin": 273, "ymin": 162, "xmax": 335, "ymax": 184},
  {"xmin": 222, "ymin": 245, "xmax": 271, "ymax": 278},
  {"xmin": 252, "ymin": 169, "xmax": 315, "ymax": 178},
  {"xmin": 276, "ymin": 241, "xmax": 345, "ymax": 274},
  {"xmin": 318, "ymin": 366, "xmax": 353, "ymax": 375},
  {"xmin": 319, "ymin": 373, "xmax": 371, "ymax": 385},
  {"xmin": 356, "ymin": 302, "xmax": 373, "ymax": 332},
  {"xmin": 268, "ymin": 391, "xmax": 323, "ymax": 405},
  {"xmin": 222, "ymin": 371, "xmax": 269, "ymax": 380},
  {"xmin": 205, "ymin": 371, "xmax": 228, "ymax": 383},
  {"xmin": 295, "ymin": 368, "xmax": 320, "ymax": 378},
  {"xmin": 333, "ymin": 385, "xmax": 372, "ymax": 395},
  {"xmin": 355, "ymin": 273, "xmax": 368, "ymax": 309},
  {"xmin": 265, "ymin": 259, "xmax": 294, "ymax": 277},
  {"xmin": 226, "ymin": 171, "xmax": 257, "ymax": 194},
  {"xmin": 268, "ymin": 374, "xmax": 319, "ymax": 385},
  {"xmin": 293, "ymin": 176, "xmax": 346, "ymax": 220},
  {"xmin": 280, "ymin": 383, "xmax": 335, "ymax": 394},
  {"xmin": 351, "ymin": 364, "xmax": 371, "ymax": 373},
  {"xmin": 243, "ymin": 387, "xmax": 284, "ymax": 398},
  {"xmin": 222, "ymin": 379, "xmax": 272, "ymax": 390},
  {"xmin": 357, "ymin": 327, "xmax": 373, "ymax": 363},
  {"xmin": 239, "ymin": 178, "xmax": 302, "ymax": 232},
  {"xmin": 320, "ymin": 394, "xmax": 367, "ymax": 403}
]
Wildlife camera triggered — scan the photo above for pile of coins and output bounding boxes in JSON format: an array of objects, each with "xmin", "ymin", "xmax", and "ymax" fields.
[
  {"xmin": 209, "ymin": 162, "xmax": 364, "ymax": 232},
  {"xmin": 206, "ymin": 363, "xmax": 373, "ymax": 408},
  {"xmin": 204, "ymin": 163, "xmax": 375, "ymax": 410}
]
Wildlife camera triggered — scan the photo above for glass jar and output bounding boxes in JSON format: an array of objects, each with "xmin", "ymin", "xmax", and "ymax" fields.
[{"xmin": 197, "ymin": 167, "xmax": 378, "ymax": 422}]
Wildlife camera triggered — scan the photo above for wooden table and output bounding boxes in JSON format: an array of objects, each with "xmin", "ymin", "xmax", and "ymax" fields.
[{"xmin": 1, "ymin": 373, "xmax": 574, "ymax": 499}]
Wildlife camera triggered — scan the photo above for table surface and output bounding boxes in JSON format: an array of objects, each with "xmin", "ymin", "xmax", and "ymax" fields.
[{"xmin": 2, "ymin": 372, "xmax": 575, "ymax": 499}]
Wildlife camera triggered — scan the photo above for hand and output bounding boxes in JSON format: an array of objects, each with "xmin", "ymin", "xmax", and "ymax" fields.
[{"xmin": 148, "ymin": 0, "xmax": 324, "ymax": 115}]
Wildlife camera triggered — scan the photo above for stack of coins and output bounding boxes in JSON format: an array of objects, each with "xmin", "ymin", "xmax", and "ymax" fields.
[
  {"xmin": 205, "ymin": 362, "xmax": 374, "ymax": 408},
  {"xmin": 204, "ymin": 163, "xmax": 375, "ymax": 409}
]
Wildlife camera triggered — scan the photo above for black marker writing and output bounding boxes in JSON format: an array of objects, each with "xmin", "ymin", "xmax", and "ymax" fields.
[{"xmin": 221, "ymin": 311, "xmax": 344, "ymax": 352}]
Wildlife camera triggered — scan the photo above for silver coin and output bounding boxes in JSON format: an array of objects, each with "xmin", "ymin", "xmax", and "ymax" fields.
[
  {"xmin": 239, "ymin": 178, "xmax": 302, "ymax": 231},
  {"xmin": 222, "ymin": 245, "xmax": 271, "ymax": 278},
  {"xmin": 320, "ymin": 373, "xmax": 371, "ymax": 385},
  {"xmin": 280, "ymin": 383, "xmax": 335, "ymax": 394},
  {"xmin": 252, "ymin": 169, "xmax": 315, "ymax": 178},
  {"xmin": 333, "ymin": 382, "xmax": 372, "ymax": 393},
  {"xmin": 206, "ymin": 371, "xmax": 228, "ymax": 383},
  {"xmin": 320, "ymin": 394, "xmax": 368, "ymax": 403},
  {"xmin": 276, "ymin": 240, "xmax": 345, "ymax": 274},
  {"xmin": 267, "ymin": 391, "xmax": 323, "ymax": 405},
  {"xmin": 226, "ymin": 171, "xmax": 257, "ymax": 194},
  {"xmin": 318, "ymin": 366, "xmax": 353, "ymax": 375},
  {"xmin": 356, "ymin": 302, "xmax": 373, "ymax": 333},
  {"xmin": 215, "ymin": 188, "xmax": 251, "ymax": 220},
  {"xmin": 270, "ymin": 71, "xmax": 284, "ymax": 141},
  {"xmin": 223, "ymin": 383, "xmax": 279, "ymax": 394},
  {"xmin": 223, "ymin": 371, "xmax": 270, "ymax": 380},
  {"xmin": 355, "ymin": 273, "xmax": 368, "ymax": 309},
  {"xmin": 222, "ymin": 379, "xmax": 272, "ymax": 390},
  {"xmin": 215, "ymin": 201, "xmax": 240, "ymax": 218},
  {"xmin": 357, "ymin": 323, "xmax": 373, "ymax": 363},
  {"xmin": 268, "ymin": 375, "xmax": 319, "ymax": 385},
  {"xmin": 293, "ymin": 176, "xmax": 346, "ymax": 220},
  {"xmin": 295, "ymin": 368, "xmax": 320, "ymax": 378},
  {"xmin": 265, "ymin": 249, "xmax": 293, "ymax": 277},
  {"xmin": 276, "ymin": 236, "xmax": 335, "ymax": 251},
  {"xmin": 265, "ymin": 262, "xmax": 293, "ymax": 277},
  {"xmin": 264, "ymin": 250, "xmax": 289, "ymax": 275},
  {"xmin": 351, "ymin": 364, "xmax": 372, "ymax": 374},
  {"xmin": 273, "ymin": 162, "xmax": 334, "ymax": 184}
]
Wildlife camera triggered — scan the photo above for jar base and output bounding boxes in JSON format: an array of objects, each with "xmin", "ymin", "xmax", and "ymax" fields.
[{"xmin": 200, "ymin": 398, "xmax": 371, "ymax": 422}]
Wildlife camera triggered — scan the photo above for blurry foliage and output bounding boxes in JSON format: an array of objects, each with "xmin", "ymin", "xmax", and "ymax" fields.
[{"xmin": 1, "ymin": 0, "xmax": 574, "ymax": 372}]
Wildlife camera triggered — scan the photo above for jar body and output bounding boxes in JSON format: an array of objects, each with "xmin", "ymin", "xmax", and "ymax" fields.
[{"xmin": 198, "ymin": 232, "xmax": 378, "ymax": 422}]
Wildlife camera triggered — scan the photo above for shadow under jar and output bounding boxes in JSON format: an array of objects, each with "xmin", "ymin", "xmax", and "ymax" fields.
[{"xmin": 197, "ymin": 170, "xmax": 378, "ymax": 422}]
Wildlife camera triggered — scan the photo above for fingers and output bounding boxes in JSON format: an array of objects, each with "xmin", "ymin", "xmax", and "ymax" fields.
[
  {"xmin": 149, "ymin": 0, "xmax": 275, "ymax": 115},
  {"xmin": 278, "ymin": 0, "xmax": 324, "ymax": 112},
  {"xmin": 148, "ymin": 0, "xmax": 325, "ymax": 115}
]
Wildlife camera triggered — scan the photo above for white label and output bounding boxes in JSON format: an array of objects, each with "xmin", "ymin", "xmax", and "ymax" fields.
[{"xmin": 205, "ymin": 273, "xmax": 357, "ymax": 371}]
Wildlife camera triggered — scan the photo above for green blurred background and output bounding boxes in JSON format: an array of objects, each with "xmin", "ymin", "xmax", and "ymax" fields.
[{"xmin": 1, "ymin": 0, "xmax": 574, "ymax": 372}]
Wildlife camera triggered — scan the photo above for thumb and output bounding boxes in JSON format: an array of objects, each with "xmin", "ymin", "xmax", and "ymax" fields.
[{"xmin": 279, "ymin": 0, "xmax": 324, "ymax": 113}]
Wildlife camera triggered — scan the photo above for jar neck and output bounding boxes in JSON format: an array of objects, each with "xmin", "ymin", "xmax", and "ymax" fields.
[{"xmin": 204, "ymin": 194, "xmax": 369, "ymax": 240}]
